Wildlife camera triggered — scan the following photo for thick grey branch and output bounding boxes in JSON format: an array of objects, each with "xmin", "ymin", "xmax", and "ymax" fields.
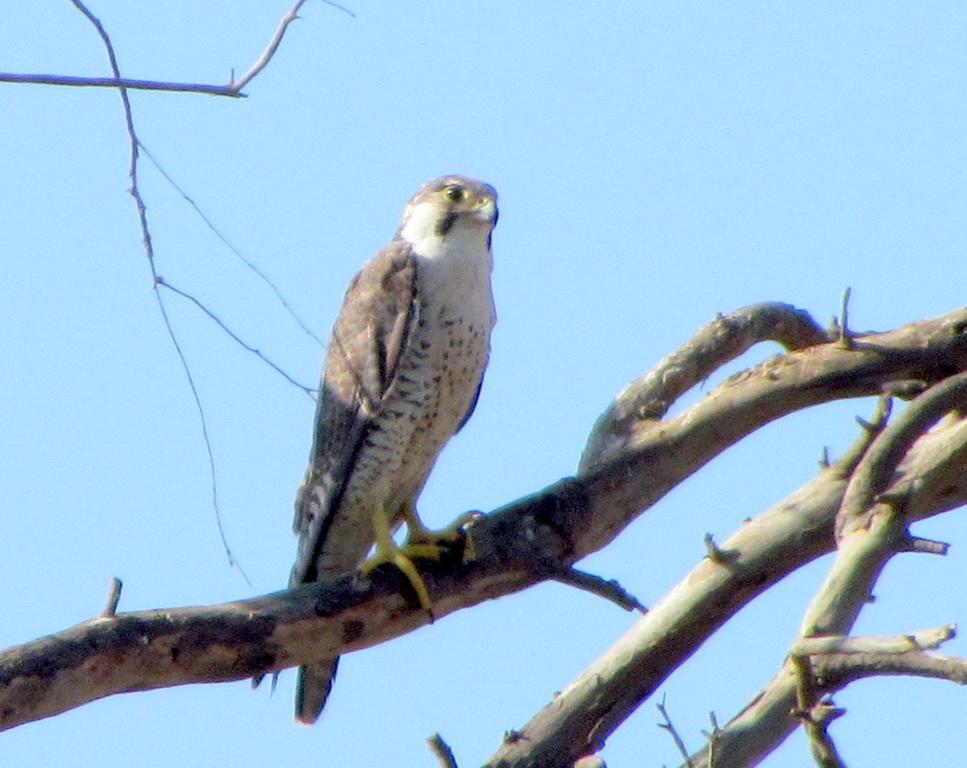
[
  {"xmin": 678, "ymin": 418, "xmax": 967, "ymax": 768},
  {"xmin": 3, "ymin": 307, "xmax": 966, "ymax": 743},
  {"xmin": 803, "ymin": 374, "xmax": 967, "ymax": 640},
  {"xmin": 836, "ymin": 371, "xmax": 967, "ymax": 539},
  {"xmin": 808, "ymin": 646, "xmax": 967, "ymax": 688},
  {"xmin": 576, "ymin": 306, "xmax": 967, "ymax": 560},
  {"xmin": 581, "ymin": 302, "xmax": 831, "ymax": 470},
  {"xmin": 486, "ymin": 408, "xmax": 967, "ymax": 767},
  {"xmin": 792, "ymin": 624, "xmax": 957, "ymax": 655},
  {"xmin": 790, "ymin": 626, "xmax": 966, "ymax": 768}
]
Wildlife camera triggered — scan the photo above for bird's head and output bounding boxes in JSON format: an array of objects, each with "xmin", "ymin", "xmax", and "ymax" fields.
[{"xmin": 397, "ymin": 175, "xmax": 499, "ymax": 252}]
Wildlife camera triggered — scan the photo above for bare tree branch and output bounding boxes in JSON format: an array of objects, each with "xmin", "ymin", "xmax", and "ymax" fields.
[
  {"xmin": 791, "ymin": 655, "xmax": 847, "ymax": 768},
  {"xmin": 576, "ymin": 306, "xmax": 967, "ymax": 558},
  {"xmin": 680, "ymin": 388, "xmax": 967, "ymax": 768},
  {"xmin": 0, "ymin": 1, "xmax": 352, "ymax": 98},
  {"xmin": 3, "ymin": 307, "xmax": 966, "ymax": 749},
  {"xmin": 493, "ymin": 431, "xmax": 967, "ymax": 766},
  {"xmin": 834, "ymin": 371, "xmax": 967, "ymax": 540},
  {"xmin": 137, "ymin": 141, "xmax": 327, "ymax": 348},
  {"xmin": 802, "ymin": 372, "xmax": 967, "ymax": 639},
  {"xmin": 156, "ymin": 277, "xmax": 317, "ymax": 399},
  {"xmin": 805, "ymin": 639, "xmax": 967, "ymax": 689},
  {"xmin": 550, "ymin": 568, "xmax": 646, "ymax": 613},
  {"xmin": 484, "ymin": 307, "xmax": 967, "ymax": 767},
  {"xmin": 7, "ymin": 5, "xmax": 326, "ymax": 388},
  {"xmin": 66, "ymin": 0, "xmax": 248, "ymax": 578},
  {"xmin": 789, "ymin": 626, "xmax": 967, "ymax": 767},
  {"xmin": 227, "ymin": 0, "xmax": 310, "ymax": 92},
  {"xmin": 792, "ymin": 624, "xmax": 957, "ymax": 655},
  {"xmin": 0, "ymin": 72, "xmax": 247, "ymax": 97},
  {"xmin": 581, "ymin": 302, "xmax": 832, "ymax": 470},
  {"xmin": 427, "ymin": 732, "xmax": 460, "ymax": 768},
  {"xmin": 657, "ymin": 695, "xmax": 695, "ymax": 767}
]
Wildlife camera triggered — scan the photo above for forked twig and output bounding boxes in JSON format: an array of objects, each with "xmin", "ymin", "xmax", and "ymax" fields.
[
  {"xmin": 138, "ymin": 141, "xmax": 326, "ymax": 348},
  {"xmin": 157, "ymin": 277, "xmax": 317, "ymax": 399},
  {"xmin": 69, "ymin": 0, "xmax": 247, "ymax": 582},
  {"xmin": 0, "ymin": 1, "xmax": 354, "ymax": 97}
]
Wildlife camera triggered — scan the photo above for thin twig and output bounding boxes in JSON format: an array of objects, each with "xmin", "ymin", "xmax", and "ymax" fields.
[
  {"xmin": 2, "ymin": 0, "xmax": 353, "ymax": 98},
  {"xmin": 901, "ymin": 535, "xmax": 949, "ymax": 555},
  {"xmin": 818, "ymin": 445, "xmax": 831, "ymax": 468},
  {"xmin": 228, "ymin": 0, "xmax": 311, "ymax": 91},
  {"xmin": 703, "ymin": 712, "xmax": 720, "ymax": 767},
  {"xmin": 551, "ymin": 568, "xmax": 646, "ymax": 613},
  {"xmin": 791, "ymin": 656, "xmax": 847, "ymax": 768},
  {"xmin": 0, "ymin": 72, "xmax": 245, "ymax": 96},
  {"xmin": 657, "ymin": 695, "xmax": 694, "ymax": 768},
  {"xmin": 833, "ymin": 396, "xmax": 891, "ymax": 479},
  {"xmin": 157, "ymin": 277, "xmax": 317, "ymax": 399},
  {"xmin": 837, "ymin": 287, "xmax": 852, "ymax": 348},
  {"xmin": 427, "ymin": 732, "xmax": 460, "ymax": 768},
  {"xmin": 100, "ymin": 578, "xmax": 123, "ymax": 618},
  {"xmin": 229, "ymin": 0, "xmax": 363, "ymax": 91},
  {"xmin": 138, "ymin": 141, "xmax": 326, "ymax": 348},
  {"xmin": 319, "ymin": 0, "xmax": 357, "ymax": 17},
  {"xmin": 69, "ymin": 0, "xmax": 248, "ymax": 584},
  {"xmin": 703, "ymin": 532, "xmax": 737, "ymax": 564}
]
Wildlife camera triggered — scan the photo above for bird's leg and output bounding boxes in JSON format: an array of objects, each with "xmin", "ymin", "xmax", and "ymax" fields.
[{"xmin": 360, "ymin": 503, "xmax": 437, "ymax": 615}]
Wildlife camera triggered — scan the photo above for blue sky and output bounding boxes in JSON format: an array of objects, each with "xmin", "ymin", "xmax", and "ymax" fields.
[{"xmin": 2, "ymin": 3, "xmax": 965, "ymax": 765}]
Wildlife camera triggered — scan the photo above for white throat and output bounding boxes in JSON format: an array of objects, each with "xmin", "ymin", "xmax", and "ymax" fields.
[
  {"xmin": 399, "ymin": 201, "xmax": 495, "ymax": 312},
  {"xmin": 401, "ymin": 201, "xmax": 492, "ymax": 267}
]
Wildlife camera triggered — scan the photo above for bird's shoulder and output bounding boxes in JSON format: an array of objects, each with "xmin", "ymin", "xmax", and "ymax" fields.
[
  {"xmin": 340, "ymin": 239, "xmax": 418, "ymax": 322},
  {"xmin": 324, "ymin": 239, "xmax": 419, "ymax": 406}
]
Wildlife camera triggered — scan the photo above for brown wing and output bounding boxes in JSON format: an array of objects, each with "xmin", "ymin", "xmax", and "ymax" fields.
[{"xmin": 291, "ymin": 240, "xmax": 418, "ymax": 586}]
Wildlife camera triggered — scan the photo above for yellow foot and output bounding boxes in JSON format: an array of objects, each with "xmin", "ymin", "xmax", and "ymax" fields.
[
  {"xmin": 403, "ymin": 505, "xmax": 482, "ymax": 564},
  {"xmin": 402, "ymin": 503, "xmax": 475, "ymax": 544},
  {"xmin": 360, "ymin": 505, "xmax": 437, "ymax": 615}
]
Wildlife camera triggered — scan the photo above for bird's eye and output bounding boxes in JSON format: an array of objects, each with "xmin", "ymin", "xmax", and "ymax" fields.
[{"xmin": 444, "ymin": 186, "xmax": 465, "ymax": 203}]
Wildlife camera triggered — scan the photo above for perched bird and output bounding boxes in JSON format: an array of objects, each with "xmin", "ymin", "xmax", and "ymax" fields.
[{"xmin": 290, "ymin": 175, "xmax": 499, "ymax": 724}]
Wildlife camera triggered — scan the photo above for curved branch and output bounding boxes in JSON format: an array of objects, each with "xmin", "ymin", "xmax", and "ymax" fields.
[
  {"xmin": 806, "ymin": 641, "xmax": 967, "ymax": 688},
  {"xmin": 227, "ymin": 0, "xmax": 311, "ymax": 92},
  {"xmin": 802, "ymin": 373, "xmax": 967, "ymax": 640},
  {"xmin": 551, "ymin": 568, "xmax": 646, "ymax": 613},
  {"xmin": 485, "ymin": 408, "xmax": 967, "ymax": 767},
  {"xmin": 741, "ymin": 627, "xmax": 967, "ymax": 768},
  {"xmin": 1, "ymin": 1, "xmax": 352, "ymax": 98},
  {"xmin": 3, "ymin": 307, "xmax": 966, "ymax": 740},
  {"xmin": 792, "ymin": 624, "xmax": 957, "ymax": 655},
  {"xmin": 577, "ymin": 306, "xmax": 967, "ymax": 558},
  {"xmin": 581, "ymin": 302, "xmax": 832, "ymax": 470},
  {"xmin": 836, "ymin": 371, "xmax": 967, "ymax": 539},
  {"xmin": 680, "ymin": 423, "xmax": 967, "ymax": 767}
]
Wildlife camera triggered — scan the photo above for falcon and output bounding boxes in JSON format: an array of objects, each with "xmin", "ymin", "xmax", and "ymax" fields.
[{"xmin": 289, "ymin": 175, "xmax": 499, "ymax": 724}]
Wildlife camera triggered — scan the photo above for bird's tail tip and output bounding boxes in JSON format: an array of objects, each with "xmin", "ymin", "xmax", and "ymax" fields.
[{"xmin": 295, "ymin": 659, "xmax": 339, "ymax": 725}]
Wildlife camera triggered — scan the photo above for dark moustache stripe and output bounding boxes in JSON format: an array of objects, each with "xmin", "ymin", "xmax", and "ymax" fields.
[{"xmin": 435, "ymin": 210, "xmax": 458, "ymax": 236}]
